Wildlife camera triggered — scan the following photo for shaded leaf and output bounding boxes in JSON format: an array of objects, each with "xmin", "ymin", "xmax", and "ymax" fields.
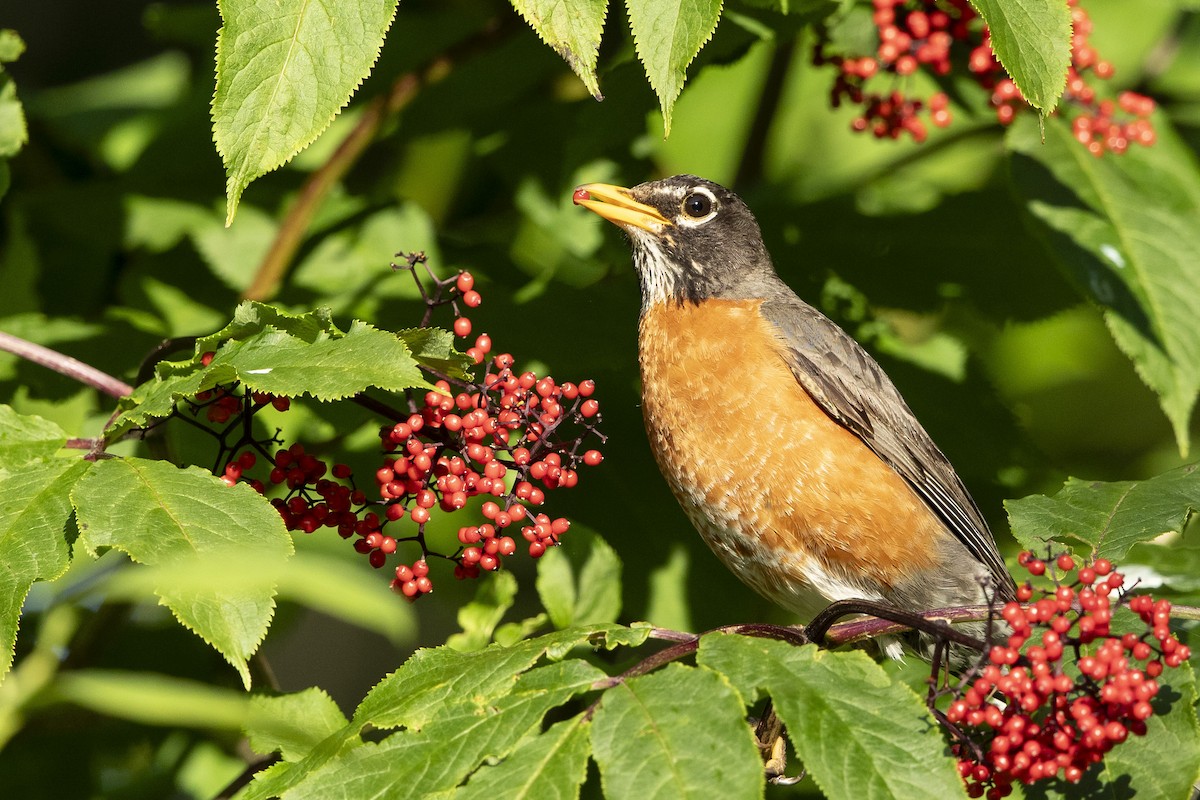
[
  {"xmin": 397, "ymin": 327, "xmax": 473, "ymax": 382},
  {"xmin": 1005, "ymin": 463, "xmax": 1200, "ymax": 561},
  {"xmin": 0, "ymin": 405, "xmax": 67, "ymax": 468},
  {"xmin": 447, "ymin": 569, "xmax": 519, "ymax": 652},
  {"xmin": 1009, "ymin": 113, "xmax": 1200, "ymax": 455},
  {"xmin": 50, "ymin": 669, "xmax": 251, "ymax": 729},
  {"xmin": 536, "ymin": 531, "xmax": 621, "ymax": 628},
  {"xmin": 248, "ymin": 689, "xmax": 348, "ymax": 760},
  {"xmin": 72, "ymin": 458, "xmax": 293, "ymax": 687},
  {"xmin": 511, "ymin": 0, "xmax": 608, "ymax": 100},
  {"xmin": 213, "ymin": 0, "xmax": 400, "ymax": 223},
  {"xmin": 698, "ymin": 634, "xmax": 965, "ymax": 800},
  {"xmin": 0, "ymin": 458, "xmax": 89, "ymax": 680},
  {"xmin": 969, "ymin": 0, "xmax": 1070, "ymax": 112},
  {"xmin": 626, "ymin": 0, "xmax": 723, "ymax": 136},
  {"xmin": 1098, "ymin": 662, "xmax": 1200, "ymax": 796},
  {"xmin": 590, "ymin": 662, "xmax": 764, "ymax": 800}
]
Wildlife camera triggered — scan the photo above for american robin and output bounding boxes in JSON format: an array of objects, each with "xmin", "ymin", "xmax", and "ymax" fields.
[{"xmin": 572, "ymin": 175, "xmax": 1015, "ymax": 648}]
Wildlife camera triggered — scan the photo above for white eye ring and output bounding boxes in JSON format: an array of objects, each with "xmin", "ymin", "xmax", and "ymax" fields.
[{"xmin": 678, "ymin": 187, "xmax": 718, "ymax": 226}]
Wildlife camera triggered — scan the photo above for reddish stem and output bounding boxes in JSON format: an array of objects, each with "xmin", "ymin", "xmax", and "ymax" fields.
[{"xmin": 0, "ymin": 331, "xmax": 133, "ymax": 399}]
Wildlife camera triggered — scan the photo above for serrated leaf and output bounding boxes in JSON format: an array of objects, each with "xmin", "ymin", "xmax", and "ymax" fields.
[
  {"xmin": 626, "ymin": 0, "xmax": 723, "ymax": 136},
  {"xmin": 248, "ymin": 688, "xmax": 349, "ymax": 760},
  {"xmin": 353, "ymin": 624, "xmax": 649, "ymax": 731},
  {"xmin": 285, "ymin": 661, "xmax": 604, "ymax": 799},
  {"xmin": 457, "ymin": 714, "xmax": 591, "ymax": 800},
  {"xmin": 0, "ymin": 405, "xmax": 67, "ymax": 468},
  {"xmin": 1099, "ymin": 661, "xmax": 1200, "ymax": 796},
  {"xmin": 51, "ymin": 669, "xmax": 251, "ymax": 729},
  {"xmin": 1004, "ymin": 462, "xmax": 1200, "ymax": 561},
  {"xmin": 397, "ymin": 327, "xmax": 474, "ymax": 381},
  {"xmin": 697, "ymin": 634, "xmax": 966, "ymax": 800},
  {"xmin": 591, "ymin": 662, "xmax": 764, "ymax": 800},
  {"xmin": 969, "ymin": 0, "xmax": 1070, "ymax": 113},
  {"xmin": 511, "ymin": 0, "xmax": 608, "ymax": 100},
  {"xmin": 536, "ymin": 532, "xmax": 622, "ymax": 628},
  {"xmin": 0, "ymin": 458, "xmax": 89, "ymax": 680},
  {"xmin": 0, "ymin": 71, "xmax": 27, "ymax": 159},
  {"xmin": 1009, "ymin": 113, "xmax": 1200, "ymax": 455},
  {"xmin": 108, "ymin": 302, "xmax": 430, "ymax": 436},
  {"xmin": 447, "ymin": 570, "xmax": 519, "ymax": 652},
  {"xmin": 212, "ymin": 0, "xmax": 400, "ymax": 224},
  {"xmin": 71, "ymin": 458, "xmax": 293, "ymax": 688}
]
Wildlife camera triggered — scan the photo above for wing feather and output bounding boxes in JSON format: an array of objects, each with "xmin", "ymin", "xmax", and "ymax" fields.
[{"xmin": 759, "ymin": 295, "xmax": 1014, "ymax": 599}]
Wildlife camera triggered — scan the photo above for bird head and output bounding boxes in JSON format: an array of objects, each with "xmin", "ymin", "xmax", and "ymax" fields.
[{"xmin": 573, "ymin": 175, "xmax": 776, "ymax": 308}]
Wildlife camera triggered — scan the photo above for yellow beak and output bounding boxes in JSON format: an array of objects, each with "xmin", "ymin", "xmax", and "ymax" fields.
[{"xmin": 573, "ymin": 183, "xmax": 671, "ymax": 233}]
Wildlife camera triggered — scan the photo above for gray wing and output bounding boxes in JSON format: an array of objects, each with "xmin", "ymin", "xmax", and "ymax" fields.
[{"xmin": 759, "ymin": 293, "xmax": 1015, "ymax": 599}]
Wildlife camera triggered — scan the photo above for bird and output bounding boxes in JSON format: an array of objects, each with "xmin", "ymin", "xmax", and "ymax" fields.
[{"xmin": 572, "ymin": 174, "xmax": 1015, "ymax": 651}]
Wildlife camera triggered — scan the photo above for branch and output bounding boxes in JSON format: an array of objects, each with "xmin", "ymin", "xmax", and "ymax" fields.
[
  {"xmin": 808, "ymin": 598, "xmax": 989, "ymax": 652},
  {"xmin": 241, "ymin": 17, "xmax": 517, "ymax": 301},
  {"xmin": 0, "ymin": 331, "xmax": 133, "ymax": 398}
]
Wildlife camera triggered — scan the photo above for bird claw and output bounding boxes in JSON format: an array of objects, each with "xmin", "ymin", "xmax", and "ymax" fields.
[{"xmin": 754, "ymin": 704, "xmax": 804, "ymax": 786}]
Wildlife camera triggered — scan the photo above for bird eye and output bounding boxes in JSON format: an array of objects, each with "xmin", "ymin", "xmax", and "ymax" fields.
[{"xmin": 682, "ymin": 192, "xmax": 713, "ymax": 219}]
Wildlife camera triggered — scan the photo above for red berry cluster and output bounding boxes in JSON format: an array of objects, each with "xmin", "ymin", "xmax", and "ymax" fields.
[
  {"xmin": 818, "ymin": 0, "xmax": 973, "ymax": 141},
  {"xmin": 194, "ymin": 255, "xmax": 606, "ymax": 601},
  {"xmin": 945, "ymin": 553, "xmax": 1190, "ymax": 797},
  {"xmin": 815, "ymin": 0, "xmax": 1156, "ymax": 155}
]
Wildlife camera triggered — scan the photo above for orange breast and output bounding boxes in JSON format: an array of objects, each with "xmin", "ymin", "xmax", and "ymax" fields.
[{"xmin": 638, "ymin": 299, "xmax": 947, "ymax": 620}]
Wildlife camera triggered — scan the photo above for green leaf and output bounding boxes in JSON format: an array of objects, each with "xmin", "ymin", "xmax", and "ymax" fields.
[
  {"xmin": 536, "ymin": 531, "xmax": 622, "ymax": 628},
  {"xmin": 697, "ymin": 634, "xmax": 966, "ymax": 800},
  {"xmin": 1009, "ymin": 113, "xmax": 1200, "ymax": 455},
  {"xmin": 590, "ymin": 662, "xmax": 764, "ymax": 800},
  {"xmin": 456, "ymin": 714, "xmax": 591, "ymax": 800},
  {"xmin": 353, "ymin": 624, "xmax": 650, "ymax": 731},
  {"xmin": 105, "ymin": 548, "xmax": 416, "ymax": 644},
  {"xmin": 50, "ymin": 669, "xmax": 251, "ymax": 729},
  {"xmin": 0, "ymin": 30, "xmax": 25, "ymax": 63},
  {"xmin": 71, "ymin": 457, "xmax": 293, "ymax": 688},
  {"xmin": 0, "ymin": 458, "xmax": 89, "ymax": 680},
  {"xmin": 248, "ymin": 688, "xmax": 349, "ymax": 760},
  {"xmin": 212, "ymin": 0, "xmax": 400, "ymax": 224},
  {"xmin": 108, "ymin": 302, "xmax": 429, "ymax": 436},
  {"xmin": 511, "ymin": 0, "xmax": 608, "ymax": 100},
  {"xmin": 968, "ymin": 0, "xmax": 1070, "ymax": 113},
  {"xmin": 1004, "ymin": 462, "xmax": 1200, "ymax": 561},
  {"xmin": 626, "ymin": 0, "xmax": 723, "ymax": 136},
  {"xmin": 0, "ymin": 405, "xmax": 67, "ymax": 468},
  {"xmin": 1097, "ymin": 660, "xmax": 1200, "ymax": 796},
  {"xmin": 447, "ymin": 570, "xmax": 520, "ymax": 652},
  {"xmin": 397, "ymin": 327, "xmax": 474, "ymax": 382},
  {"xmin": 0, "ymin": 70, "xmax": 27, "ymax": 160},
  {"xmin": 285, "ymin": 661, "xmax": 604, "ymax": 799}
]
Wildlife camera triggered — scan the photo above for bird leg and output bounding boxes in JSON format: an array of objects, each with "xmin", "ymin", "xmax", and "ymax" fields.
[{"xmin": 753, "ymin": 699, "xmax": 804, "ymax": 785}]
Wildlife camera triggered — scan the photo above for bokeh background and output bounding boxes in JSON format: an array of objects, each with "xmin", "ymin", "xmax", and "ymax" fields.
[{"xmin": 2, "ymin": 0, "xmax": 1198, "ymax": 795}]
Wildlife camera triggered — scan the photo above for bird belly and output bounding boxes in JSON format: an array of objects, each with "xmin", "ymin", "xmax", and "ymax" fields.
[{"xmin": 638, "ymin": 299, "xmax": 951, "ymax": 620}]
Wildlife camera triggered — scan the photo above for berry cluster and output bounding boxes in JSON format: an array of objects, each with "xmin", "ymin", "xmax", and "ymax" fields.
[
  {"xmin": 190, "ymin": 255, "xmax": 605, "ymax": 601},
  {"xmin": 815, "ymin": 0, "xmax": 1156, "ymax": 155},
  {"xmin": 943, "ymin": 553, "xmax": 1190, "ymax": 797}
]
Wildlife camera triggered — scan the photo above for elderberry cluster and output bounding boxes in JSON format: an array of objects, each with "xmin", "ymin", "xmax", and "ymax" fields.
[
  {"xmin": 943, "ymin": 553, "xmax": 1190, "ymax": 797},
  {"xmin": 815, "ymin": 0, "xmax": 1156, "ymax": 155},
  {"xmin": 192, "ymin": 257, "xmax": 606, "ymax": 600}
]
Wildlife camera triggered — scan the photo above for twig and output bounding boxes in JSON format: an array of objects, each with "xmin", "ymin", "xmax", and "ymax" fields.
[
  {"xmin": 808, "ymin": 599, "xmax": 990, "ymax": 651},
  {"xmin": 0, "ymin": 331, "xmax": 133, "ymax": 398},
  {"xmin": 241, "ymin": 18, "xmax": 517, "ymax": 301}
]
